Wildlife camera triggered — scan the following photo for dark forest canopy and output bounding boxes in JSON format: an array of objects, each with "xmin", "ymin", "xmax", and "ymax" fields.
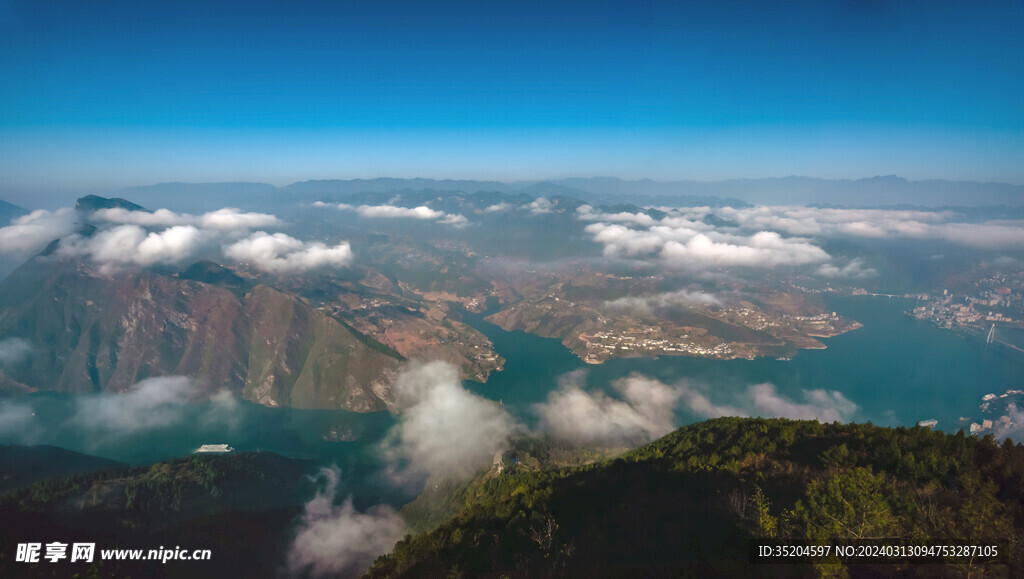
[{"xmin": 370, "ymin": 417, "xmax": 1024, "ymax": 578}]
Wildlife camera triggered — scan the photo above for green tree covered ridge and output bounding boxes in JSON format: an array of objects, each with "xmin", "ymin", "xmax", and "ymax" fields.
[{"xmin": 369, "ymin": 418, "xmax": 1024, "ymax": 578}]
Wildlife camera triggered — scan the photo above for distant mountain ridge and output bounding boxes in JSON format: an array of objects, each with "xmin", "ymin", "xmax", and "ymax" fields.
[
  {"xmin": 0, "ymin": 445, "xmax": 126, "ymax": 492},
  {"xmin": 0, "ymin": 199, "xmax": 29, "ymax": 224},
  {"xmin": 107, "ymin": 176, "xmax": 1024, "ymax": 210}
]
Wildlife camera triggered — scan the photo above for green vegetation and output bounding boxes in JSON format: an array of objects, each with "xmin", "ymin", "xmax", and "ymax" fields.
[
  {"xmin": 335, "ymin": 316, "xmax": 405, "ymax": 359},
  {"xmin": 0, "ymin": 445, "xmax": 126, "ymax": 492},
  {"xmin": 0, "ymin": 452, "xmax": 311, "ymax": 579},
  {"xmin": 0, "ymin": 452, "xmax": 311, "ymax": 524},
  {"xmin": 369, "ymin": 418, "xmax": 1024, "ymax": 578}
]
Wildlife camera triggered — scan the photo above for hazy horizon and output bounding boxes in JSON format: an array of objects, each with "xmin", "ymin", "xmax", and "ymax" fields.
[{"xmin": 2, "ymin": 0, "xmax": 1023, "ymax": 197}]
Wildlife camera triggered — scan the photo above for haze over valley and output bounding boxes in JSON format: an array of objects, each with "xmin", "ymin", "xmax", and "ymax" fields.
[{"xmin": 3, "ymin": 0, "xmax": 1024, "ymax": 576}]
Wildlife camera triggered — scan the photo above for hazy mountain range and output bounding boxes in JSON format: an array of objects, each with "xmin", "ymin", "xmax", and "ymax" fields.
[{"xmin": 99, "ymin": 176, "xmax": 1024, "ymax": 213}]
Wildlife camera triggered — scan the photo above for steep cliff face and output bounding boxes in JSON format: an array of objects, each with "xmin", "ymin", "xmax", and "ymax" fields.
[{"xmin": 0, "ymin": 257, "xmax": 399, "ymax": 411}]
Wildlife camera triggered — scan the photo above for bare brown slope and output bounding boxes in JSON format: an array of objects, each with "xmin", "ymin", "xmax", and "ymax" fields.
[{"xmin": 0, "ymin": 257, "xmax": 398, "ymax": 411}]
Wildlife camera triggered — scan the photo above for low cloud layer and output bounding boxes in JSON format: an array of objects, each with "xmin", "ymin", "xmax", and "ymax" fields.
[
  {"xmin": 225, "ymin": 232, "xmax": 353, "ymax": 273},
  {"xmin": 91, "ymin": 207, "xmax": 281, "ymax": 230},
  {"xmin": 0, "ymin": 208, "xmax": 77, "ymax": 256},
  {"xmin": 70, "ymin": 376, "xmax": 241, "ymax": 446},
  {"xmin": 383, "ymin": 361, "xmax": 516, "ymax": 482},
  {"xmin": 816, "ymin": 258, "xmax": 878, "ymax": 279},
  {"xmin": 526, "ymin": 197, "xmax": 554, "ymax": 214},
  {"xmin": 584, "ymin": 220, "xmax": 829, "ymax": 269},
  {"xmin": 287, "ymin": 467, "xmax": 406, "ymax": 579},
  {"xmin": 604, "ymin": 290, "xmax": 724, "ymax": 315},
  {"xmin": 482, "ymin": 202, "xmax": 513, "ymax": 213},
  {"xmin": 746, "ymin": 383, "xmax": 858, "ymax": 422},
  {"xmin": 537, "ymin": 372, "xmax": 859, "ymax": 445},
  {"xmin": 677, "ymin": 380, "xmax": 857, "ymax": 423},
  {"xmin": 11, "ymin": 203, "xmax": 357, "ymax": 275},
  {"xmin": 320, "ymin": 202, "xmax": 468, "ymax": 226},
  {"xmin": 535, "ymin": 372, "xmax": 684, "ymax": 445},
  {"xmin": 0, "ymin": 401, "xmax": 37, "ymax": 442},
  {"xmin": 0, "ymin": 337, "xmax": 32, "ymax": 366},
  {"xmin": 578, "ymin": 204, "xmax": 1024, "ymax": 273},
  {"xmin": 577, "ymin": 204, "xmax": 656, "ymax": 226},
  {"xmin": 744, "ymin": 205, "xmax": 1024, "ymax": 249},
  {"xmin": 60, "ymin": 224, "xmax": 207, "ymax": 269}
]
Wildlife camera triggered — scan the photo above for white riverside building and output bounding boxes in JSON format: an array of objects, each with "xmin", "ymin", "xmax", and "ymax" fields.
[{"xmin": 195, "ymin": 444, "xmax": 234, "ymax": 453}]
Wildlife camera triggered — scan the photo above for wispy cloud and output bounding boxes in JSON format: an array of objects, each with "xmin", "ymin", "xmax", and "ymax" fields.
[
  {"xmin": 72, "ymin": 376, "xmax": 238, "ymax": 433},
  {"xmin": 715, "ymin": 206, "xmax": 1024, "ymax": 249},
  {"xmin": 287, "ymin": 467, "xmax": 406, "ymax": 579},
  {"xmin": 382, "ymin": 361, "xmax": 516, "ymax": 483},
  {"xmin": 816, "ymin": 258, "xmax": 878, "ymax": 279},
  {"xmin": 91, "ymin": 207, "xmax": 281, "ymax": 230},
  {"xmin": 0, "ymin": 208, "xmax": 77, "ymax": 256},
  {"xmin": 579, "ymin": 204, "xmax": 1024, "ymax": 272},
  {"xmin": 482, "ymin": 202, "xmax": 513, "ymax": 213},
  {"xmin": 0, "ymin": 337, "xmax": 32, "ymax": 366},
  {"xmin": 676, "ymin": 379, "xmax": 857, "ymax": 423},
  {"xmin": 536, "ymin": 372, "xmax": 858, "ymax": 445},
  {"xmin": 535, "ymin": 372, "xmax": 686, "ymax": 446},
  {"xmin": 576, "ymin": 204, "xmax": 656, "ymax": 226},
  {"xmin": 604, "ymin": 290, "xmax": 724, "ymax": 315}
]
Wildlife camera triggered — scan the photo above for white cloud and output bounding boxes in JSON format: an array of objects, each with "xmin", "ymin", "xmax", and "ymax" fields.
[
  {"xmin": 137, "ymin": 226, "xmax": 205, "ymax": 265},
  {"xmin": 0, "ymin": 208, "xmax": 77, "ymax": 255},
  {"xmin": 224, "ymin": 232, "xmax": 353, "ymax": 273},
  {"xmin": 73, "ymin": 376, "xmax": 197, "ymax": 434},
  {"xmin": 576, "ymin": 205, "xmax": 657, "ymax": 226},
  {"xmin": 748, "ymin": 383, "xmax": 857, "ymax": 422},
  {"xmin": 604, "ymin": 290, "xmax": 723, "ymax": 315},
  {"xmin": 199, "ymin": 208, "xmax": 281, "ymax": 230},
  {"xmin": 483, "ymin": 203, "xmax": 512, "ymax": 213},
  {"xmin": 581, "ymin": 204, "xmax": 1024, "ymax": 269},
  {"xmin": 0, "ymin": 401, "xmax": 37, "ymax": 442},
  {"xmin": 0, "ymin": 337, "xmax": 32, "ymax": 366},
  {"xmin": 535, "ymin": 372, "xmax": 684, "ymax": 445},
  {"xmin": 538, "ymin": 373, "xmax": 858, "ymax": 440},
  {"xmin": 438, "ymin": 213, "xmax": 469, "ymax": 226},
  {"xmin": 91, "ymin": 207, "xmax": 280, "ymax": 230},
  {"xmin": 91, "ymin": 207, "xmax": 191, "ymax": 227},
  {"xmin": 660, "ymin": 231, "xmax": 829, "ymax": 267},
  {"xmin": 357, "ymin": 205, "xmax": 445, "ymax": 220},
  {"xmin": 0, "ymin": 377, "xmax": 240, "ymax": 448},
  {"xmin": 525, "ymin": 197, "xmax": 554, "ymax": 214},
  {"xmin": 816, "ymin": 258, "xmax": 878, "ymax": 279},
  {"xmin": 676, "ymin": 385, "xmax": 746, "ymax": 419},
  {"xmin": 584, "ymin": 220, "xmax": 829, "ymax": 269},
  {"xmin": 383, "ymin": 361, "xmax": 516, "ymax": 482},
  {"xmin": 585, "ymin": 223, "xmax": 670, "ymax": 257},
  {"xmin": 713, "ymin": 206, "xmax": 1024, "ymax": 250},
  {"xmin": 287, "ymin": 467, "xmax": 406, "ymax": 579},
  {"xmin": 674, "ymin": 380, "xmax": 857, "ymax": 423},
  {"xmin": 68, "ymin": 377, "xmax": 243, "ymax": 450},
  {"xmin": 59, "ymin": 224, "xmax": 206, "ymax": 267},
  {"xmin": 323, "ymin": 203, "xmax": 467, "ymax": 226}
]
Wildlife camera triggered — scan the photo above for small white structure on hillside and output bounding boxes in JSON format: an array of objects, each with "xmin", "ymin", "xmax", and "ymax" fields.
[{"xmin": 195, "ymin": 444, "xmax": 234, "ymax": 453}]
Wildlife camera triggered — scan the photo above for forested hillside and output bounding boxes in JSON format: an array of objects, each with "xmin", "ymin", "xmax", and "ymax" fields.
[{"xmin": 369, "ymin": 418, "xmax": 1024, "ymax": 578}]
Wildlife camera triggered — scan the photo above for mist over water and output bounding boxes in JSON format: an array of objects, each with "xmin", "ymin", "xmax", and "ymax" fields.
[
  {"xmin": 462, "ymin": 296, "xmax": 1024, "ymax": 434},
  {"xmin": 2, "ymin": 294, "xmax": 1021, "ymax": 510}
]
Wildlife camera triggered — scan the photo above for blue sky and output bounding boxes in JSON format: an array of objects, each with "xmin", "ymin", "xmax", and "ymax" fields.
[{"xmin": 1, "ymin": 0, "xmax": 1022, "ymax": 196}]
